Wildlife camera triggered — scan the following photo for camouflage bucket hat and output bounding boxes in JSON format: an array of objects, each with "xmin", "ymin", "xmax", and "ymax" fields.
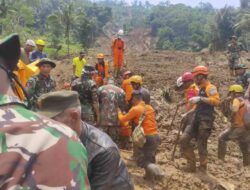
[
  {"xmin": 37, "ymin": 91, "xmax": 81, "ymax": 118},
  {"xmin": 0, "ymin": 34, "xmax": 21, "ymax": 71},
  {"xmin": 234, "ymin": 64, "xmax": 247, "ymax": 70},
  {"xmin": 36, "ymin": 58, "xmax": 56, "ymax": 68}
]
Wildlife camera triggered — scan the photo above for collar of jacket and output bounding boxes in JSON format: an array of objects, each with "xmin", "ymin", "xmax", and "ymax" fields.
[
  {"xmin": 38, "ymin": 73, "xmax": 51, "ymax": 80},
  {"xmin": 199, "ymin": 80, "xmax": 211, "ymax": 89}
]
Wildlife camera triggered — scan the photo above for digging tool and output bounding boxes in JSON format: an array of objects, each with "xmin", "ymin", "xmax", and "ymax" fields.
[
  {"xmin": 166, "ymin": 105, "xmax": 180, "ymax": 135},
  {"xmin": 171, "ymin": 120, "xmax": 184, "ymax": 161}
]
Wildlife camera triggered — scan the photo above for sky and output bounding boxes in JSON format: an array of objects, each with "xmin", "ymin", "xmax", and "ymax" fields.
[{"xmin": 126, "ymin": 0, "xmax": 240, "ymax": 8}]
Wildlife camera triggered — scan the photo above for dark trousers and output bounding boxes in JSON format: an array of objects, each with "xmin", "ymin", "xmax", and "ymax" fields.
[
  {"xmin": 218, "ymin": 127, "xmax": 250, "ymax": 166},
  {"xmin": 135, "ymin": 134, "xmax": 161, "ymax": 168},
  {"xmin": 180, "ymin": 116, "xmax": 213, "ymax": 167}
]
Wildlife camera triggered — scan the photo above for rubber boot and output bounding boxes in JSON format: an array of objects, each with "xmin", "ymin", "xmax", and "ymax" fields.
[
  {"xmin": 183, "ymin": 160, "xmax": 196, "ymax": 173},
  {"xmin": 199, "ymin": 156, "xmax": 207, "ymax": 173}
]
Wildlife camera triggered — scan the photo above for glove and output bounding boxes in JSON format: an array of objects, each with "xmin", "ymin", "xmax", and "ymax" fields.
[{"xmin": 189, "ymin": 96, "xmax": 201, "ymax": 104}]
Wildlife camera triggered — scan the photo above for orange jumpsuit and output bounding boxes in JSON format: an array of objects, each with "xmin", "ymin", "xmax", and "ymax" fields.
[
  {"xmin": 112, "ymin": 38, "xmax": 124, "ymax": 68},
  {"xmin": 121, "ymin": 78, "xmax": 133, "ymax": 103},
  {"xmin": 94, "ymin": 62, "xmax": 109, "ymax": 86}
]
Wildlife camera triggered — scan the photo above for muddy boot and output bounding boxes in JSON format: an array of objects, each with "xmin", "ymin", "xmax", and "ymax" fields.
[
  {"xmin": 199, "ymin": 156, "xmax": 208, "ymax": 173},
  {"xmin": 182, "ymin": 160, "xmax": 196, "ymax": 173},
  {"xmin": 243, "ymin": 153, "xmax": 250, "ymax": 166},
  {"xmin": 144, "ymin": 163, "xmax": 166, "ymax": 181}
]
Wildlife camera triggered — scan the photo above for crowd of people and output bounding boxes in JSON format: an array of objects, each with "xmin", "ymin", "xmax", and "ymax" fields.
[{"xmin": 0, "ymin": 31, "xmax": 250, "ymax": 190}]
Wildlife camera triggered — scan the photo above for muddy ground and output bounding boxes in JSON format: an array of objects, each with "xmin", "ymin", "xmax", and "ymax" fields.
[{"xmin": 52, "ymin": 31, "xmax": 250, "ymax": 189}]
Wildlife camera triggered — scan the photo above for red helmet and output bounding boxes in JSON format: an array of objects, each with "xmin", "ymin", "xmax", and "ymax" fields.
[
  {"xmin": 192, "ymin": 66, "xmax": 209, "ymax": 77},
  {"xmin": 182, "ymin": 72, "xmax": 193, "ymax": 82}
]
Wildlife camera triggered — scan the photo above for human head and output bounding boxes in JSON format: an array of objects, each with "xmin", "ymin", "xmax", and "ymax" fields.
[
  {"xmin": 130, "ymin": 75, "xmax": 143, "ymax": 90},
  {"xmin": 182, "ymin": 72, "xmax": 194, "ymax": 89},
  {"xmin": 37, "ymin": 91, "xmax": 82, "ymax": 135},
  {"xmin": 231, "ymin": 35, "xmax": 237, "ymax": 43},
  {"xmin": 192, "ymin": 66, "xmax": 209, "ymax": 86},
  {"xmin": 97, "ymin": 53, "xmax": 105, "ymax": 64},
  {"xmin": 131, "ymin": 90, "xmax": 143, "ymax": 105},
  {"xmin": 118, "ymin": 29, "xmax": 124, "ymax": 38},
  {"xmin": 228, "ymin": 84, "xmax": 244, "ymax": 98},
  {"xmin": 123, "ymin": 71, "xmax": 133, "ymax": 80},
  {"xmin": 234, "ymin": 64, "xmax": 247, "ymax": 76},
  {"xmin": 79, "ymin": 51, "xmax": 85, "ymax": 60},
  {"xmin": 25, "ymin": 39, "xmax": 35, "ymax": 52},
  {"xmin": 36, "ymin": 58, "xmax": 56, "ymax": 76},
  {"xmin": 0, "ymin": 34, "xmax": 21, "ymax": 94},
  {"xmin": 82, "ymin": 64, "xmax": 95, "ymax": 78},
  {"xmin": 36, "ymin": 39, "xmax": 45, "ymax": 52}
]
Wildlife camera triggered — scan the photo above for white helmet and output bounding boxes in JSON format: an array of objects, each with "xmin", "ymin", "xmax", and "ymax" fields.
[
  {"xmin": 118, "ymin": 29, "xmax": 124, "ymax": 36},
  {"xmin": 176, "ymin": 76, "xmax": 183, "ymax": 88},
  {"xmin": 26, "ymin": 39, "xmax": 36, "ymax": 47}
]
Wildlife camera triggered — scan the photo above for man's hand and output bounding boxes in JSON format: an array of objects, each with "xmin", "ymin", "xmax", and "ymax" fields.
[{"xmin": 189, "ymin": 96, "xmax": 201, "ymax": 104}]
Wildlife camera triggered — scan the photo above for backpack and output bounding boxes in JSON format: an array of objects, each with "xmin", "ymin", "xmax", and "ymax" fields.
[
  {"xmin": 132, "ymin": 106, "xmax": 146, "ymax": 148},
  {"xmin": 243, "ymin": 99, "xmax": 250, "ymax": 130}
]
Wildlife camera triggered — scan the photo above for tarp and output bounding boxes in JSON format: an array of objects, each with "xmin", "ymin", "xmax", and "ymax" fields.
[{"xmin": 14, "ymin": 60, "xmax": 39, "ymax": 100}]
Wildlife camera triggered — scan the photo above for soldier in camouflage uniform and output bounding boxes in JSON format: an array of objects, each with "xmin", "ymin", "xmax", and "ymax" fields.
[
  {"xmin": 72, "ymin": 64, "xmax": 100, "ymax": 125},
  {"xmin": 26, "ymin": 58, "xmax": 56, "ymax": 110},
  {"xmin": 97, "ymin": 78, "xmax": 126, "ymax": 142},
  {"xmin": 227, "ymin": 35, "xmax": 247, "ymax": 76},
  {"xmin": 0, "ymin": 34, "xmax": 90, "ymax": 189}
]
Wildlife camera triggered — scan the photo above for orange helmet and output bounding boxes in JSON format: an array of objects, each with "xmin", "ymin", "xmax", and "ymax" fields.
[
  {"xmin": 97, "ymin": 53, "xmax": 105, "ymax": 59},
  {"xmin": 192, "ymin": 66, "xmax": 209, "ymax": 76}
]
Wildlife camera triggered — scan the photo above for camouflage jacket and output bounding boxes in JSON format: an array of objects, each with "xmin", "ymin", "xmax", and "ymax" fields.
[
  {"xmin": 26, "ymin": 73, "xmax": 56, "ymax": 103},
  {"xmin": 236, "ymin": 72, "xmax": 250, "ymax": 89},
  {"xmin": 0, "ymin": 94, "xmax": 90, "ymax": 189},
  {"xmin": 97, "ymin": 84, "xmax": 126, "ymax": 126},
  {"xmin": 227, "ymin": 42, "xmax": 244, "ymax": 59},
  {"xmin": 72, "ymin": 77, "xmax": 99, "ymax": 118}
]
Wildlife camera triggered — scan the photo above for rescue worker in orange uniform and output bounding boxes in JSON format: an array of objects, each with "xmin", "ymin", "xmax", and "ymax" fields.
[
  {"xmin": 112, "ymin": 30, "xmax": 125, "ymax": 79},
  {"xmin": 122, "ymin": 71, "xmax": 134, "ymax": 107},
  {"xmin": 94, "ymin": 53, "xmax": 109, "ymax": 87},
  {"xmin": 118, "ymin": 90, "xmax": 160, "ymax": 178},
  {"xmin": 177, "ymin": 72, "xmax": 199, "ymax": 112},
  {"xmin": 179, "ymin": 66, "xmax": 220, "ymax": 173},
  {"xmin": 130, "ymin": 75, "xmax": 150, "ymax": 105},
  {"xmin": 218, "ymin": 85, "xmax": 250, "ymax": 166}
]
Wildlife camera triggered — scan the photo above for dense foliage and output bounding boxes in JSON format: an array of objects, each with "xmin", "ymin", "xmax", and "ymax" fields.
[{"xmin": 0, "ymin": 0, "xmax": 249, "ymax": 52}]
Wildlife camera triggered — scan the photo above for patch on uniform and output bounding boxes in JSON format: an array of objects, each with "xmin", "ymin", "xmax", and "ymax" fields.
[{"xmin": 208, "ymin": 86, "xmax": 217, "ymax": 96}]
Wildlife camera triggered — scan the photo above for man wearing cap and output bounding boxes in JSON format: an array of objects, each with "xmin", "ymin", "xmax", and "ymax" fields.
[
  {"xmin": 0, "ymin": 34, "xmax": 90, "ymax": 189},
  {"xmin": 20, "ymin": 39, "xmax": 36, "ymax": 64},
  {"xmin": 118, "ymin": 90, "xmax": 161, "ymax": 180},
  {"xmin": 26, "ymin": 58, "xmax": 56, "ymax": 109},
  {"xmin": 97, "ymin": 78, "xmax": 126, "ymax": 142},
  {"xmin": 73, "ymin": 51, "xmax": 87, "ymax": 78},
  {"xmin": 30, "ymin": 39, "xmax": 47, "ymax": 62},
  {"xmin": 72, "ymin": 64, "xmax": 100, "ymax": 125},
  {"xmin": 227, "ymin": 35, "xmax": 248, "ymax": 76},
  {"xmin": 235, "ymin": 64, "xmax": 250, "ymax": 98},
  {"xmin": 37, "ymin": 90, "xmax": 134, "ymax": 190}
]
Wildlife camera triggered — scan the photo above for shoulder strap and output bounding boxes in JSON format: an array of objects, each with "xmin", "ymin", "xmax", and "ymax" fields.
[{"xmin": 138, "ymin": 105, "xmax": 147, "ymax": 125}]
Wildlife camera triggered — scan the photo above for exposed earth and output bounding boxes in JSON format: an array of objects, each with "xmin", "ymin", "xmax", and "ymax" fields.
[{"xmin": 52, "ymin": 30, "xmax": 250, "ymax": 190}]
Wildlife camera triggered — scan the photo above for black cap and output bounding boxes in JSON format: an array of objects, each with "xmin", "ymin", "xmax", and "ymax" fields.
[{"xmin": 0, "ymin": 34, "xmax": 21, "ymax": 71}]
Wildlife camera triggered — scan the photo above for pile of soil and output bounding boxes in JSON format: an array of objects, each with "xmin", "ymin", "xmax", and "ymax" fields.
[{"xmin": 52, "ymin": 32, "xmax": 250, "ymax": 189}]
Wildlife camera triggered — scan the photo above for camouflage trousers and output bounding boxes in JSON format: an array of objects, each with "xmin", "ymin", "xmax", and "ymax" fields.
[
  {"xmin": 135, "ymin": 134, "xmax": 161, "ymax": 168},
  {"xmin": 218, "ymin": 127, "xmax": 250, "ymax": 166},
  {"xmin": 179, "ymin": 117, "xmax": 213, "ymax": 168},
  {"xmin": 228, "ymin": 57, "xmax": 239, "ymax": 70}
]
